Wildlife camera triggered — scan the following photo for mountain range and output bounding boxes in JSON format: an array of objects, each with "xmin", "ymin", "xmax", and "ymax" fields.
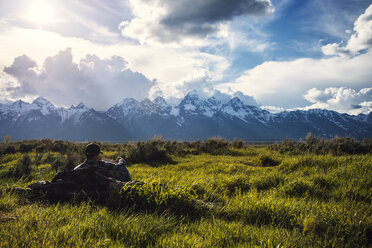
[{"xmin": 0, "ymin": 91, "xmax": 371, "ymax": 142}]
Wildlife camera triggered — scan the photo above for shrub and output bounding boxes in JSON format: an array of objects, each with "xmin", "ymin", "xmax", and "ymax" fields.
[
  {"xmin": 231, "ymin": 139, "xmax": 244, "ymax": 149},
  {"xmin": 51, "ymin": 155, "xmax": 66, "ymax": 173},
  {"xmin": 51, "ymin": 140, "xmax": 69, "ymax": 154},
  {"xmin": 4, "ymin": 145, "xmax": 16, "ymax": 154},
  {"xmin": 199, "ymin": 137, "xmax": 230, "ymax": 155},
  {"xmin": 11, "ymin": 154, "xmax": 32, "ymax": 178},
  {"xmin": 362, "ymin": 138, "xmax": 372, "ymax": 153},
  {"xmin": 268, "ymin": 138, "xmax": 303, "ymax": 155},
  {"xmin": 43, "ymin": 153, "xmax": 55, "ymax": 164},
  {"xmin": 269, "ymin": 134, "xmax": 371, "ymax": 155},
  {"xmin": 35, "ymin": 144, "xmax": 47, "ymax": 153},
  {"xmin": 64, "ymin": 153, "xmax": 80, "ymax": 171},
  {"xmin": 19, "ymin": 143, "xmax": 35, "ymax": 153},
  {"xmin": 34, "ymin": 153, "xmax": 43, "ymax": 169},
  {"xmin": 163, "ymin": 140, "xmax": 185, "ymax": 156},
  {"xmin": 124, "ymin": 141, "xmax": 172, "ymax": 165}
]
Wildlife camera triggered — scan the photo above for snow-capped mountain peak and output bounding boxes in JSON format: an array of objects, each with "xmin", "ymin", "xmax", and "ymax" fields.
[
  {"xmin": 32, "ymin": 97, "xmax": 57, "ymax": 115},
  {"xmin": 117, "ymin": 98, "xmax": 139, "ymax": 108},
  {"xmin": 184, "ymin": 90, "xmax": 200, "ymax": 100},
  {"xmin": 153, "ymin": 96, "xmax": 167, "ymax": 106},
  {"xmin": 1, "ymin": 95, "xmax": 371, "ymax": 141},
  {"xmin": 58, "ymin": 102, "xmax": 93, "ymax": 123},
  {"xmin": 106, "ymin": 98, "xmax": 140, "ymax": 121},
  {"xmin": 32, "ymin": 97, "xmax": 52, "ymax": 106},
  {"xmin": 227, "ymin": 97, "xmax": 244, "ymax": 108},
  {"xmin": 69, "ymin": 102, "xmax": 89, "ymax": 110},
  {"xmin": 76, "ymin": 103, "xmax": 86, "ymax": 109},
  {"xmin": 153, "ymin": 97, "xmax": 172, "ymax": 115},
  {"xmin": 8, "ymin": 100, "xmax": 38, "ymax": 116},
  {"xmin": 220, "ymin": 97, "xmax": 249, "ymax": 121}
]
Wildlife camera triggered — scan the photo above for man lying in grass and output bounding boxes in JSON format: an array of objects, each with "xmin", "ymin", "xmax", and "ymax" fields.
[
  {"xmin": 25, "ymin": 143, "xmax": 133, "ymax": 203},
  {"xmin": 74, "ymin": 143, "xmax": 132, "ymax": 182}
]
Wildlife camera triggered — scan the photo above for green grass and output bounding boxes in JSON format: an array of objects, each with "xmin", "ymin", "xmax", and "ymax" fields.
[{"xmin": 0, "ymin": 144, "xmax": 371, "ymax": 247}]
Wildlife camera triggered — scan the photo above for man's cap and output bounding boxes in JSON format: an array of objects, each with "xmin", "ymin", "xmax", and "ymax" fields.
[{"xmin": 85, "ymin": 143, "xmax": 103, "ymax": 156}]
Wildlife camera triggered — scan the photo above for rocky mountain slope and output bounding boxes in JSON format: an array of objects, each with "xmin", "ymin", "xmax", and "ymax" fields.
[{"xmin": 0, "ymin": 92, "xmax": 371, "ymax": 141}]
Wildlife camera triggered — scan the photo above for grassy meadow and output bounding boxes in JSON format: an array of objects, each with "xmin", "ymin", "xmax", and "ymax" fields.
[{"xmin": 0, "ymin": 138, "xmax": 371, "ymax": 247}]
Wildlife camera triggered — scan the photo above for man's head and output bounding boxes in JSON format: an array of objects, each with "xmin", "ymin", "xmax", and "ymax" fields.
[{"xmin": 85, "ymin": 143, "xmax": 103, "ymax": 160}]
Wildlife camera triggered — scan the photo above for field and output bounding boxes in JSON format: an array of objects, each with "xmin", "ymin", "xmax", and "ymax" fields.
[{"xmin": 0, "ymin": 138, "xmax": 371, "ymax": 247}]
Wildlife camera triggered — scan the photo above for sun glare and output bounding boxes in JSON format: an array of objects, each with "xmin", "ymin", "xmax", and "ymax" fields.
[{"xmin": 27, "ymin": 1, "xmax": 55, "ymax": 25}]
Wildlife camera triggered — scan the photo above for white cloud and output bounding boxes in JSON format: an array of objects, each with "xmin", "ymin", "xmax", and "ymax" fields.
[
  {"xmin": 2, "ymin": 48, "xmax": 154, "ymax": 110},
  {"xmin": 260, "ymin": 105, "xmax": 285, "ymax": 113},
  {"xmin": 347, "ymin": 4, "xmax": 372, "ymax": 52},
  {"xmin": 216, "ymin": 3, "xmax": 372, "ymax": 114},
  {"xmin": 322, "ymin": 4, "xmax": 372, "ymax": 57},
  {"xmin": 321, "ymin": 42, "xmax": 351, "ymax": 58},
  {"xmin": 217, "ymin": 50, "xmax": 372, "ymax": 109},
  {"xmin": 0, "ymin": 26, "xmax": 232, "ymax": 101},
  {"xmin": 225, "ymin": 22, "xmax": 272, "ymax": 53},
  {"xmin": 303, "ymin": 87, "xmax": 372, "ymax": 115},
  {"xmin": 0, "ymin": 0, "xmax": 271, "ymax": 105},
  {"xmin": 0, "ymin": 71, "xmax": 19, "ymax": 103},
  {"xmin": 233, "ymin": 91, "xmax": 257, "ymax": 106}
]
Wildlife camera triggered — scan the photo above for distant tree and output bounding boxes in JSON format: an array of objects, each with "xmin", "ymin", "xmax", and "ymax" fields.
[{"xmin": 3, "ymin": 135, "xmax": 11, "ymax": 144}]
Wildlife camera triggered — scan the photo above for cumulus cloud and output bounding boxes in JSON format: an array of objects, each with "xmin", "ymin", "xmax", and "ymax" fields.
[
  {"xmin": 216, "ymin": 3, "xmax": 372, "ymax": 114},
  {"xmin": 321, "ymin": 42, "xmax": 352, "ymax": 58},
  {"xmin": 260, "ymin": 105, "xmax": 285, "ymax": 113},
  {"xmin": 217, "ymin": 50, "xmax": 372, "ymax": 109},
  {"xmin": 120, "ymin": 0, "xmax": 274, "ymax": 44},
  {"xmin": 2, "ymin": 48, "xmax": 154, "ymax": 110},
  {"xmin": 303, "ymin": 87, "xmax": 372, "ymax": 115},
  {"xmin": 233, "ymin": 91, "xmax": 257, "ymax": 106},
  {"xmin": 3, "ymin": 55, "xmax": 37, "ymax": 81},
  {"xmin": 322, "ymin": 4, "xmax": 372, "ymax": 57},
  {"xmin": 0, "ymin": 71, "xmax": 20, "ymax": 103}
]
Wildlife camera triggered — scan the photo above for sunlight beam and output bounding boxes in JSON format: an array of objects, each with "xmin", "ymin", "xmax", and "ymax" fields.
[{"xmin": 27, "ymin": 1, "xmax": 55, "ymax": 26}]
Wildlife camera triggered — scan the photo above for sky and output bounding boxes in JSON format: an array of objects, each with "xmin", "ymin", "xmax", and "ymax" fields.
[{"xmin": 0, "ymin": 0, "xmax": 371, "ymax": 115}]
